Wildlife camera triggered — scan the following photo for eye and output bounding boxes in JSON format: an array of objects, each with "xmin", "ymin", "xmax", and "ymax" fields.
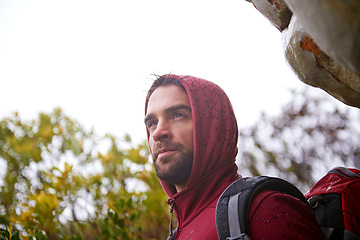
[
  {"xmin": 173, "ymin": 112, "xmax": 184, "ymax": 119},
  {"xmin": 147, "ymin": 120, "xmax": 157, "ymax": 130}
]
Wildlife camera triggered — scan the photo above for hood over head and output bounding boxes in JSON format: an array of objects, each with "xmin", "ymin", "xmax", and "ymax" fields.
[{"xmin": 145, "ymin": 74, "xmax": 239, "ymax": 199}]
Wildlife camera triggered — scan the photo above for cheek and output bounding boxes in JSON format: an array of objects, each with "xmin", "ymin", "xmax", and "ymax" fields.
[
  {"xmin": 148, "ymin": 137, "xmax": 155, "ymax": 153},
  {"xmin": 182, "ymin": 128, "xmax": 194, "ymax": 151}
]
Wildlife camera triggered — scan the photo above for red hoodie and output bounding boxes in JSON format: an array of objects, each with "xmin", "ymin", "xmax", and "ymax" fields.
[{"xmin": 145, "ymin": 75, "xmax": 325, "ymax": 240}]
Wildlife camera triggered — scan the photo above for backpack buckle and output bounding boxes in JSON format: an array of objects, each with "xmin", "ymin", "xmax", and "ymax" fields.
[{"xmin": 308, "ymin": 195, "xmax": 328, "ymax": 208}]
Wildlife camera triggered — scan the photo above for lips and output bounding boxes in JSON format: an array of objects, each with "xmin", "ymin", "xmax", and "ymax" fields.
[
  {"xmin": 155, "ymin": 148, "xmax": 177, "ymax": 160},
  {"xmin": 158, "ymin": 148, "xmax": 173, "ymax": 154}
]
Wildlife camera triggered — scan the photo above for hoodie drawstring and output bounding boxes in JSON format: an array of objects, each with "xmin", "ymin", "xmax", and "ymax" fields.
[{"xmin": 168, "ymin": 199, "xmax": 175, "ymax": 237}]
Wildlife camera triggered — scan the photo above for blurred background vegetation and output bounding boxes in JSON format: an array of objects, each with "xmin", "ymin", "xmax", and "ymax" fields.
[
  {"xmin": 0, "ymin": 108, "xmax": 168, "ymax": 239},
  {"xmin": 237, "ymin": 88, "xmax": 360, "ymax": 192},
  {"xmin": 1, "ymin": 87, "xmax": 359, "ymax": 239}
]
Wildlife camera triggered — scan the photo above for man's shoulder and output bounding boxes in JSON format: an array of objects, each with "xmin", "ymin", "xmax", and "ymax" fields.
[
  {"xmin": 249, "ymin": 189, "xmax": 304, "ymax": 216},
  {"xmin": 249, "ymin": 189, "xmax": 325, "ymax": 240}
]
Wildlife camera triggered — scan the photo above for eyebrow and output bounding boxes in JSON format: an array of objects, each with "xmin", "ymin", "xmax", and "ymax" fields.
[{"xmin": 144, "ymin": 104, "xmax": 192, "ymax": 125}]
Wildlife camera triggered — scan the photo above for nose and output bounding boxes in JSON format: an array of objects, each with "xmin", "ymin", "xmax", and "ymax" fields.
[{"xmin": 152, "ymin": 120, "xmax": 171, "ymax": 142}]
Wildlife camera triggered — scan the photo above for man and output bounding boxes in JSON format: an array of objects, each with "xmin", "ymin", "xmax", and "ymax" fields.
[{"xmin": 144, "ymin": 74, "xmax": 325, "ymax": 240}]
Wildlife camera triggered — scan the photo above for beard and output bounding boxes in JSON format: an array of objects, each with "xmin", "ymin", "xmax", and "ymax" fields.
[{"xmin": 152, "ymin": 142, "xmax": 193, "ymax": 187}]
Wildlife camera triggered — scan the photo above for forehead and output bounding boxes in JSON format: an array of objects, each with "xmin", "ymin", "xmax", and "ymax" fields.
[{"xmin": 147, "ymin": 85, "xmax": 190, "ymax": 113}]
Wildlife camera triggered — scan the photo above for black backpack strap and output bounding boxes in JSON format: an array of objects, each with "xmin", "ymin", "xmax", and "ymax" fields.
[
  {"xmin": 216, "ymin": 176, "xmax": 307, "ymax": 240},
  {"xmin": 344, "ymin": 230, "xmax": 360, "ymax": 240},
  {"xmin": 308, "ymin": 193, "xmax": 344, "ymax": 240}
]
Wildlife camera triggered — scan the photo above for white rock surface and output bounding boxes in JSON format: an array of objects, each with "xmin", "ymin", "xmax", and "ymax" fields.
[
  {"xmin": 282, "ymin": 15, "xmax": 360, "ymax": 108},
  {"xmin": 284, "ymin": 0, "xmax": 360, "ymax": 76},
  {"xmin": 250, "ymin": 0, "xmax": 292, "ymax": 31}
]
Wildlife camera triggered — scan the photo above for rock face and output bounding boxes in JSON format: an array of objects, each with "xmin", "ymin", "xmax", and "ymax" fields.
[
  {"xmin": 246, "ymin": 0, "xmax": 360, "ymax": 108},
  {"xmin": 250, "ymin": 0, "xmax": 292, "ymax": 31}
]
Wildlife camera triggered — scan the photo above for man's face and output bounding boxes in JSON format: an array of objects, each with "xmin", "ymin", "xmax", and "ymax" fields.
[{"xmin": 145, "ymin": 85, "xmax": 193, "ymax": 189}]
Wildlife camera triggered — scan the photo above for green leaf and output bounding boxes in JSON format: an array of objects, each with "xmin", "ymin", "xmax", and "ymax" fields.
[
  {"xmin": 0, "ymin": 215, "xmax": 8, "ymax": 226},
  {"xmin": 35, "ymin": 230, "xmax": 46, "ymax": 240},
  {"xmin": 10, "ymin": 231, "xmax": 20, "ymax": 240},
  {"xmin": 124, "ymin": 134, "xmax": 131, "ymax": 143},
  {"xmin": 0, "ymin": 229, "xmax": 9, "ymax": 239}
]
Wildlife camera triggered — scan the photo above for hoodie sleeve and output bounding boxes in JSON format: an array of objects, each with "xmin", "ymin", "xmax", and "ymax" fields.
[{"xmin": 249, "ymin": 190, "xmax": 326, "ymax": 240}]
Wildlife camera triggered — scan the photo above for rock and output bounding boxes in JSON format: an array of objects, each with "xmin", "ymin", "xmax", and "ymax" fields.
[
  {"xmin": 244, "ymin": 0, "xmax": 360, "ymax": 108},
  {"xmin": 282, "ymin": 15, "xmax": 360, "ymax": 108},
  {"xmin": 249, "ymin": 0, "xmax": 292, "ymax": 31},
  {"xmin": 284, "ymin": 0, "xmax": 360, "ymax": 76}
]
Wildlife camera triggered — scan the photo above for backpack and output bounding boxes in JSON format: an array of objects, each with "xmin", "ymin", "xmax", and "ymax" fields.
[
  {"xmin": 215, "ymin": 176, "xmax": 308, "ymax": 240},
  {"xmin": 305, "ymin": 166, "xmax": 360, "ymax": 240},
  {"xmin": 215, "ymin": 167, "xmax": 360, "ymax": 240}
]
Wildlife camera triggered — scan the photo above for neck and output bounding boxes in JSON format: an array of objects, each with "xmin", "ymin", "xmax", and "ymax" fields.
[{"xmin": 175, "ymin": 183, "xmax": 186, "ymax": 192}]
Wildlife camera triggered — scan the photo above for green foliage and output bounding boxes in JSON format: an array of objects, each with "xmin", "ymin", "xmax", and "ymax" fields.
[
  {"xmin": 0, "ymin": 108, "xmax": 169, "ymax": 239},
  {"xmin": 237, "ymin": 88, "xmax": 360, "ymax": 191}
]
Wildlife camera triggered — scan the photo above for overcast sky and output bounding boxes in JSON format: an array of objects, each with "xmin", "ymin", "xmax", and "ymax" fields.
[{"xmin": 0, "ymin": 0, "xmax": 308, "ymax": 144}]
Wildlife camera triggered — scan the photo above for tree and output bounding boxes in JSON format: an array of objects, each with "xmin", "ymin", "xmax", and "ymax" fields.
[
  {"xmin": 0, "ymin": 108, "xmax": 169, "ymax": 239},
  {"xmin": 237, "ymin": 87, "xmax": 360, "ymax": 192}
]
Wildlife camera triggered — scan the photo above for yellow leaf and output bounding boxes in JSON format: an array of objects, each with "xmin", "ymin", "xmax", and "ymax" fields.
[
  {"xmin": 36, "ymin": 191, "xmax": 46, "ymax": 204},
  {"xmin": 64, "ymin": 162, "xmax": 72, "ymax": 175}
]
